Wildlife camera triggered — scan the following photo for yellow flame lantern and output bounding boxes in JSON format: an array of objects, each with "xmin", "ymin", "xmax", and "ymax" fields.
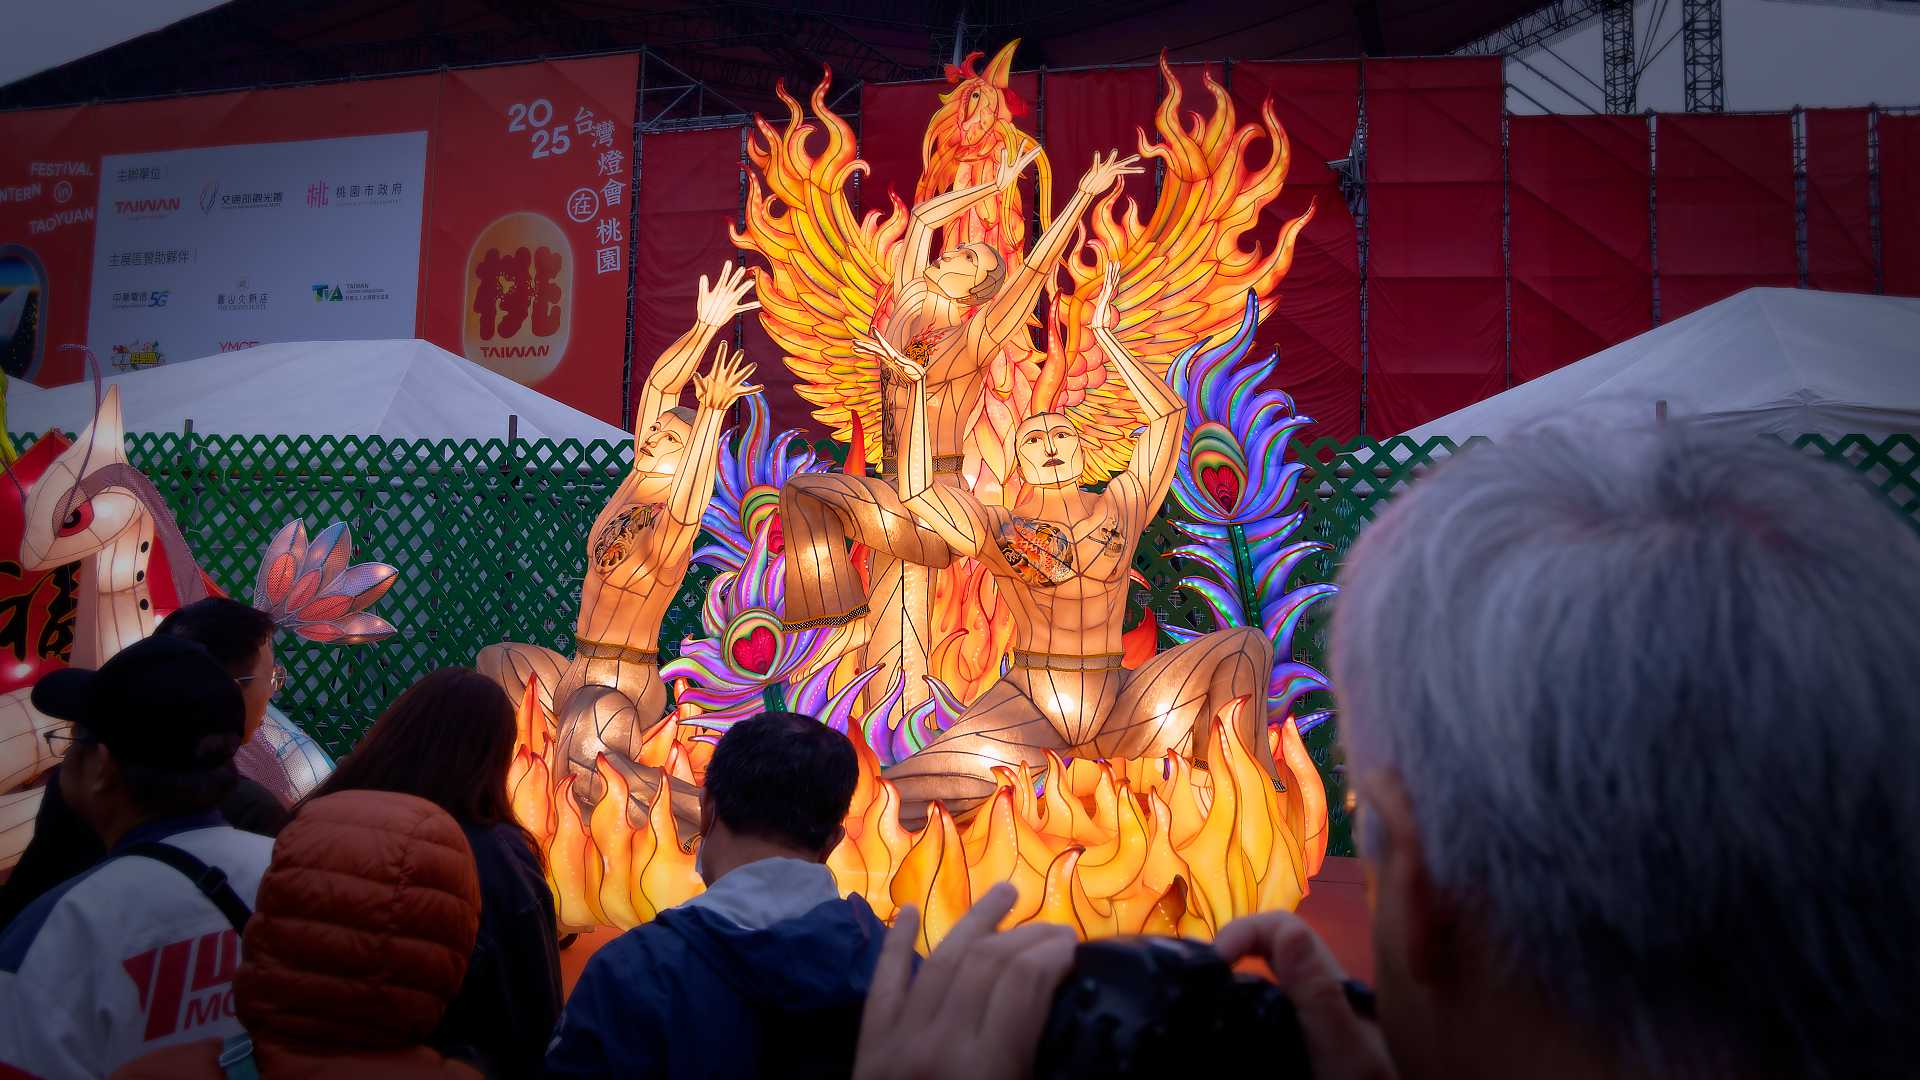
[{"xmin": 510, "ymin": 677, "xmax": 1327, "ymax": 949}]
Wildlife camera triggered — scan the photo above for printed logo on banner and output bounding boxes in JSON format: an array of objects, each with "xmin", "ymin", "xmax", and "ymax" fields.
[
  {"xmin": 53, "ymin": 181, "xmax": 72, "ymax": 205},
  {"xmin": 311, "ymin": 180, "xmax": 407, "ymax": 208},
  {"xmin": 216, "ymin": 279, "xmax": 270, "ymax": 312},
  {"xmin": 110, "ymin": 340, "xmax": 165, "ymax": 371},
  {"xmin": 310, "ymin": 282, "xmax": 389, "ymax": 304},
  {"xmin": 208, "ymin": 189, "xmax": 285, "ymax": 212},
  {"xmin": 462, "ymin": 212, "xmax": 572, "ymax": 384},
  {"xmin": 199, "ymin": 181, "xmax": 220, "ymax": 215},
  {"xmin": 113, "ymin": 197, "xmax": 180, "ymax": 219},
  {"xmin": 109, "ymin": 289, "xmax": 169, "ymax": 310}
]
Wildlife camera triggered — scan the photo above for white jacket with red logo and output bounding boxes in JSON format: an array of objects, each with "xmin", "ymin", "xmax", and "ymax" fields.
[{"xmin": 0, "ymin": 813, "xmax": 272, "ymax": 1080}]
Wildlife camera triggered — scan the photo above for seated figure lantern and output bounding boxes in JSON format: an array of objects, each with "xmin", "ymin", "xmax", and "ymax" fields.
[
  {"xmin": 479, "ymin": 264, "xmax": 762, "ymax": 814},
  {"xmin": 872, "ymin": 266, "xmax": 1278, "ymax": 825}
]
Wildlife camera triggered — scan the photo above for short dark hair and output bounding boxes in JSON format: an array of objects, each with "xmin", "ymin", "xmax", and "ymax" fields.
[
  {"xmin": 116, "ymin": 733, "xmax": 243, "ymax": 816},
  {"xmin": 157, "ymin": 597, "xmax": 277, "ymax": 677},
  {"xmin": 704, "ymin": 712, "xmax": 857, "ymax": 853}
]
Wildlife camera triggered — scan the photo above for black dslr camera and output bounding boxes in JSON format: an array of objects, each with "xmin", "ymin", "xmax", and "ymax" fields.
[{"xmin": 1034, "ymin": 936, "xmax": 1372, "ymax": 1078}]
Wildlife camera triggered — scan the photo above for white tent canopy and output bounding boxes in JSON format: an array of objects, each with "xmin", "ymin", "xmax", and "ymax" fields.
[
  {"xmin": 1402, "ymin": 288, "xmax": 1920, "ymax": 443},
  {"xmin": 9, "ymin": 339, "xmax": 632, "ymax": 443}
]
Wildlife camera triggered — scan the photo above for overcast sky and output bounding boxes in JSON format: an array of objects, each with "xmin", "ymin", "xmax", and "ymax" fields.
[
  {"xmin": 0, "ymin": 0, "xmax": 225, "ymax": 88},
  {"xmin": 1508, "ymin": 0, "xmax": 1920, "ymax": 114},
  {"xmin": 4, "ymin": 0, "xmax": 1916, "ymax": 113}
]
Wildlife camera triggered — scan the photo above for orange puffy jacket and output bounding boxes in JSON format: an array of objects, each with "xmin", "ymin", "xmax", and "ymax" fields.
[{"xmin": 112, "ymin": 791, "xmax": 485, "ymax": 1080}]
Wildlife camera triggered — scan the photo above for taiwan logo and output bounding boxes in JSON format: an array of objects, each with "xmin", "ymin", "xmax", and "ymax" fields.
[
  {"xmin": 462, "ymin": 212, "xmax": 572, "ymax": 385},
  {"xmin": 312, "ymin": 284, "xmax": 344, "ymax": 302}
]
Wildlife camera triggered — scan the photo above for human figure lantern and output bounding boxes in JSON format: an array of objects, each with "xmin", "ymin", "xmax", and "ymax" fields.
[
  {"xmin": 466, "ymin": 46, "xmax": 1333, "ymax": 945},
  {"xmin": 741, "ymin": 52, "xmax": 1311, "ymax": 723},
  {"xmin": 479, "ymin": 263, "xmax": 761, "ymax": 818},
  {"xmin": 871, "ymin": 266, "xmax": 1279, "ymax": 826}
]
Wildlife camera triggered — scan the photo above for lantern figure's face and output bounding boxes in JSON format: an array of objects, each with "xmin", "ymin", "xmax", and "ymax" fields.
[
  {"xmin": 631, "ymin": 411, "xmax": 694, "ymax": 500},
  {"xmin": 1015, "ymin": 412, "xmax": 1082, "ymax": 487},
  {"xmin": 923, "ymin": 242, "xmax": 1002, "ymax": 303}
]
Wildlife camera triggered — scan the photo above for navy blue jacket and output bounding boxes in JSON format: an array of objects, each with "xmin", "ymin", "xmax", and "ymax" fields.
[{"xmin": 545, "ymin": 864, "xmax": 889, "ymax": 1079}]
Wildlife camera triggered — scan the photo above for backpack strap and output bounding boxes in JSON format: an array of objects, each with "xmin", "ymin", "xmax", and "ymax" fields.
[
  {"xmin": 217, "ymin": 1032, "xmax": 259, "ymax": 1080},
  {"xmin": 120, "ymin": 842, "xmax": 253, "ymax": 934}
]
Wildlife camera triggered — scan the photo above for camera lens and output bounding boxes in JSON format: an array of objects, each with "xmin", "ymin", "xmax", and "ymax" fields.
[{"xmin": 1033, "ymin": 938, "xmax": 1311, "ymax": 1079}]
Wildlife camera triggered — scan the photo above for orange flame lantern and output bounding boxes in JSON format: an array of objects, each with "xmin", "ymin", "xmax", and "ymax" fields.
[{"xmin": 510, "ymin": 687, "xmax": 1327, "ymax": 949}]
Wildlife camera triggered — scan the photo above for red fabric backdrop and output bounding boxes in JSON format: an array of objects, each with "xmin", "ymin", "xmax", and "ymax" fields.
[
  {"xmin": 1654, "ymin": 114, "xmax": 1796, "ymax": 320},
  {"xmin": 1508, "ymin": 115, "xmax": 1652, "ymax": 384},
  {"xmin": 630, "ymin": 126, "xmax": 744, "ymax": 432},
  {"xmin": 1232, "ymin": 60, "xmax": 1363, "ymax": 441},
  {"xmin": 1038, "ymin": 64, "xmax": 1219, "ymax": 220},
  {"xmin": 1805, "ymin": 109, "xmax": 1874, "ymax": 295},
  {"xmin": 1882, "ymin": 115, "xmax": 1920, "ymax": 299},
  {"xmin": 1361, "ymin": 57, "xmax": 1506, "ymax": 435}
]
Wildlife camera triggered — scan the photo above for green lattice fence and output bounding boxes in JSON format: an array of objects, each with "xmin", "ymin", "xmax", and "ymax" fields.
[{"xmin": 16, "ymin": 429, "xmax": 1916, "ymax": 858}]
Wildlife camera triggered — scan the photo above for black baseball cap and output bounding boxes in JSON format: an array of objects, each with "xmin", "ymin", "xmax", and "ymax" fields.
[{"xmin": 31, "ymin": 635, "xmax": 246, "ymax": 771}]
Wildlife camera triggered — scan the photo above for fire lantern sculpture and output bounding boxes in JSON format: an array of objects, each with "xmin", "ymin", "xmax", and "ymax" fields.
[{"xmin": 495, "ymin": 45, "xmax": 1338, "ymax": 949}]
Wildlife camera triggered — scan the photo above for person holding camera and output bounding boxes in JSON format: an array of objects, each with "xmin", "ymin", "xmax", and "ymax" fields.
[{"xmin": 854, "ymin": 424, "xmax": 1920, "ymax": 1080}]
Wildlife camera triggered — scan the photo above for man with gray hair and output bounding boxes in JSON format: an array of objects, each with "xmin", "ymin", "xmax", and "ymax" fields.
[{"xmin": 850, "ymin": 423, "xmax": 1920, "ymax": 1080}]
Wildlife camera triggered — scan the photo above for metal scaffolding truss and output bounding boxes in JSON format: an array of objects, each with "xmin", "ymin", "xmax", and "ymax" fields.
[
  {"xmin": 1601, "ymin": 0, "xmax": 1637, "ymax": 113},
  {"xmin": 1455, "ymin": 1, "xmax": 1612, "ymax": 55},
  {"xmin": 1682, "ymin": 0, "xmax": 1726, "ymax": 112}
]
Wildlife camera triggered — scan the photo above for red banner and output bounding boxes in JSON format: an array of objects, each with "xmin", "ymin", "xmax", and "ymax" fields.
[
  {"xmin": 1362, "ymin": 57, "xmax": 1506, "ymax": 435},
  {"xmin": 0, "ymin": 106, "xmax": 93, "ymax": 389},
  {"xmin": 1509, "ymin": 115, "xmax": 1653, "ymax": 384},
  {"xmin": 1805, "ymin": 109, "xmax": 1874, "ymax": 295},
  {"xmin": 630, "ymin": 126, "xmax": 748, "ymax": 432},
  {"xmin": 1883, "ymin": 115, "xmax": 1920, "ymax": 299},
  {"xmin": 0, "ymin": 59, "xmax": 635, "ymax": 422},
  {"xmin": 1233, "ymin": 60, "xmax": 1363, "ymax": 442},
  {"xmin": 421, "ymin": 56, "xmax": 639, "ymax": 425},
  {"xmin": 1654, "ymin": 114, "xmax": 1796, "ymax": 321}
]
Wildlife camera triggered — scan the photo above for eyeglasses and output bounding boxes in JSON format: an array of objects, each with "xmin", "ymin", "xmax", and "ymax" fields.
[
  {"xmin": 44, "ymin": 726, "xmax": 94, "ymax": 756},
  {"xmin": 236, "ymin": 664, "xmax": 288, "ymax": 696}
]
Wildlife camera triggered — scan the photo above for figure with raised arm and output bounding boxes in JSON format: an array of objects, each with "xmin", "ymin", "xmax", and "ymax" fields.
[
  {"xmin": 778, "ymin": 148, "xmax": 1143, "ymax": 706},
  {"xmin": 479, "ymin": 263, "xmax": 761, "ymax": 810},
  {"xmin": 876, "ymin": 265, "xmax": 1278, "ymax": 825}
]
